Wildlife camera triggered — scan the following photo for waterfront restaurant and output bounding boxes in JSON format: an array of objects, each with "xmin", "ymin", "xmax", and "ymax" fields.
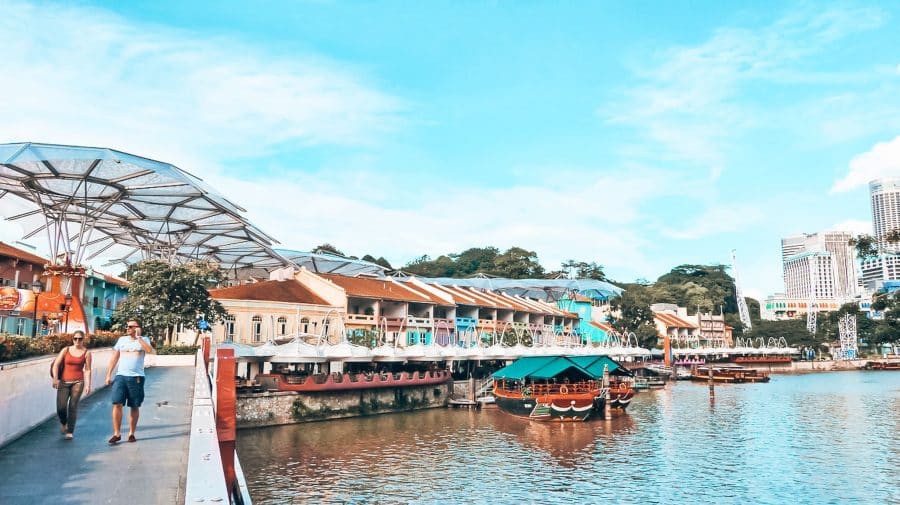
[{"xmin": 208, "ymin": 267, "xmax": 345, "ymax": 345}]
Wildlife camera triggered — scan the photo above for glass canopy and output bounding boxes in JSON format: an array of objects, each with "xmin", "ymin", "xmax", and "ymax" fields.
[{"xmin": 0, "ymin": 142, "xmax": 289, "ymax": 270}]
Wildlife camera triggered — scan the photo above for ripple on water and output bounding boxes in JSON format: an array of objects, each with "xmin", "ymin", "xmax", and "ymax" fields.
[{"xmin": 237, "ymin": 371, "xmax": 900, "ymax": 505}]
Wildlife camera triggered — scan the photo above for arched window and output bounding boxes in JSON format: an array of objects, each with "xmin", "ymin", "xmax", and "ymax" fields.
[
  {"xmin": 301, "ymin": 317, "xmax": 310, "ymax": 334},
  {"xmin": 251, "ymin": 315, "xmax": 262, "ymax": 342},
  {"xmin": 225, "ymin": 315, "xmax": 236, "ymax": 341},
  {"xmin": 277, "ymin": 316, "xmax": 287, "ymax": 336}
]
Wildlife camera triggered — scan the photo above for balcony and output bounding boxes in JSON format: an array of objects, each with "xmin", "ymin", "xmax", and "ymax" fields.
[
  {"xmin": 455, "ymin": 317, "xmax": 477, "ymax": 330},
  {"xmin": 432, "ymin": 318, "xmax": 456, "ymax": 330},
  {"xmin": 511, "ymin": 322, "xmax": 527, "ymax": 331},
  {"xmin": 477, "ymin": 319, "xmax": 496, "ymax": 328},
  {"xmin": 406, "ymin": 316, "xmax": 433, "ymax": 327},
  {"xmin": 380, "ymin": 317, "xmax": 405, "ymax": 328},
  {"xmin": 346, "ymin": 313, "xmax": 376, "ymax": 325}
]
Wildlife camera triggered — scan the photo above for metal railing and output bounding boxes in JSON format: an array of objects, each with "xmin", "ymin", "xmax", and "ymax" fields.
[{"xmin": 184, "ymin": 350, "xmax": 253, "ymax": 505}]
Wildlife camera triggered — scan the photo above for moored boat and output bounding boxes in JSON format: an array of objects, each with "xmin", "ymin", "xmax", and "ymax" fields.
[
  {"xmin": 690, "ymin": 364, "xmax": 770, "ymax": 383},
  {"xmin": 492, "ymin": 355, "xmax": 634, "ymax": 422},
  {"xmin": 866, "ymin": 360, "xmax": 900, "ymax": 370}
]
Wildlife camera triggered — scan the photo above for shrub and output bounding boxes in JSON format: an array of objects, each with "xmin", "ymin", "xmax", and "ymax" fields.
[
  {"xmin": 156, "ymin": 344, "xmax": 199, "ymax": 355},
  {"xmin": 0, "ymin": 331, "xmax": 121, "ymax": 363}
]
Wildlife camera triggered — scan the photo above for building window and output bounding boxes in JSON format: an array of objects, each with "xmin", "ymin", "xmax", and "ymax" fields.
[
  {"xmin": 301, "ymin": 317, "xmax": 310, "ymax": 334},
  {"xmin": 16, "ymin": 318, "xmax": 27, "ymax": 335},
  {"xmin": 252, "ymin": 315, "xmax": 262, "ymax": 342},
  {"xmin": 225, "ymin": 316, "xmax": 236, "ymax": 341},
  {"xmin": 92, "ymin": 296, "xmax": 99, "ymax": 308},
  {"xmin": 277, "ymin": 316, "xmax": 287, "ymax": 336}
]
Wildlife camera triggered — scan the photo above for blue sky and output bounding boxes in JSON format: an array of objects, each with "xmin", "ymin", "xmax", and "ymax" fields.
[{"xmin": 2, "ymin": 0, "xmax": 900, "ymax": 300}]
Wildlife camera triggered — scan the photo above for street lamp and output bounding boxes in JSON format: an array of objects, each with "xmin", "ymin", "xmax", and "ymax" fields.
[
  {"xmin": 31, "ymin": 281, "xmax": 42, "ymax": 338},
  {"xmin": 64, "ymin": 293, "xmax": 72, "ymax": 334}
]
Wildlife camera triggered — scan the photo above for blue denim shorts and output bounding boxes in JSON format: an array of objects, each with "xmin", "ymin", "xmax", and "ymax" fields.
[{"xmin": 111, "ymin": 375, "xmax": 145, "ymax": 407}]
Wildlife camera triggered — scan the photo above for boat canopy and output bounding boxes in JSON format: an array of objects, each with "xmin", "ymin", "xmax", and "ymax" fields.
[{"xmin": 492, "ymin": 355, "xmax": 631, "ymax": 381}]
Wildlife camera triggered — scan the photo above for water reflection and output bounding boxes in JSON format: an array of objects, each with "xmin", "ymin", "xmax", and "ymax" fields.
[
  {"xmin": 486, "ymin": 409, "xmax": 635, "ymax": 468},
  {"xmin": 238, "ymin": 372, "xmax": 900, "ymax": 504}
]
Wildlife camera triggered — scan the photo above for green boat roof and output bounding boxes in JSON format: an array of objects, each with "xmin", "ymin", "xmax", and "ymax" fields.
[{"xmin": 492, "ymin": 355, "xmax": 631, "ymax": 380}]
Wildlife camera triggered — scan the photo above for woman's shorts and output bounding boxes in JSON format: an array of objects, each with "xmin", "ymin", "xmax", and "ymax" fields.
[{"xmin": 111, "ymin": 375, "xmax": 145, "ymax": 407}]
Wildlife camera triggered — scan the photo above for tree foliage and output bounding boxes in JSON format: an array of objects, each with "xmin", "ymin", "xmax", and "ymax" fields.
[
  {"xmin": 312, "ymin": 243, "xmax": 345, "ymax": 256},
  {"xmin": 114, "ymin": 260, "xmax": 228, "ymax": 344},
  {"xmin": 609, "ymin": 283, "xmax": 659, "ymax": 348}
]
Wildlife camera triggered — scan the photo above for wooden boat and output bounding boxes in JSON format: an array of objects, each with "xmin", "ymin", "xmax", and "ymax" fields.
[
  {"xmin": 492, "ymin": 356, "xmax": 635, "ymax": 422},
  {"xmin": 866, "ymin": 360, "xmax": 900, "ymax": 370},
  {"xmin": 690, "ymin": 364, "xmax": 770, "ymax": 383},
  {"xmin": 733, "ymin": 356, "xmax": 792, "ymax": 364}
]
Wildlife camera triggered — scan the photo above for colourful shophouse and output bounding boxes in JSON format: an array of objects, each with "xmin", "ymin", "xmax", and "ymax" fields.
[
  {"xmin": 208, "ymin": 268, "xmax": 343, "ymax": 344},
  {"xmin": 82, "ymin": 269, "xmax": 129, "ymax": 332}
]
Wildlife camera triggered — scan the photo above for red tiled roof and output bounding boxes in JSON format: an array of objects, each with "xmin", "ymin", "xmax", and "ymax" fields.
[
  {"xmin": 101, "ymin": 273, "xmax": 130, "ymax": 287},
  {"xmin": 427, "ymin": 284, "xmax": 479, "ymax": 305},
  {"xmin": 209, "ymin": 279, "xmax": 330, "ymax": 306},
  {"xmin": 0, "ymin": 241, "xmax": 48, "ymax": 266},
  {"xmin": 319, "ymin": 274, "xmax": 432, "ymax": 303},
  {"xmin": 654, "ymin": 312, "xmax": 698, "ymax": 329},
  {"xmin": 398, "ymin": 280, "xmax": 455, "ymax": 306},
  {"xmin": 589, "ymin": 321, "xmax": 616, "ymax": 332}
]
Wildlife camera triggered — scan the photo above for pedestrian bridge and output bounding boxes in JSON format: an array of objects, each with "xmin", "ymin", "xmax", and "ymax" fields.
[{"xmin": 0, "ymin": 349, "xmax": 249, "ymax": 504}]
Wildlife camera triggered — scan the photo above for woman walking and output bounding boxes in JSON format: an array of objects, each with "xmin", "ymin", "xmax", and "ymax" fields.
[{"xmin": 51, "ymin": 330, "xmax": 92, "ymax": 440}]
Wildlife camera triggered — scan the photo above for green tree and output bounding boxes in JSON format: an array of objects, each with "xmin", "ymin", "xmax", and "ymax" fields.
[
  {"xmin": 114, "ymin": 260, "xmax": 228, "ymax": 345},
  {"xmin": 312, "ymin": 243, "xmax": 345, "ymax": 256},
  {"xmin": 494, "ymin": 247, "xmax": 545, "ymax": 279},
  {"xmin": 361, "ymin": 254, "xmax": 393, "ymax": 269},
  {"xmin": 451, "ymin": 247, "xmax": 500, "ymax": 276},
  {"xmin": 609, "ymin": 283, "xmax": 659, "ymax": 348},
  {"xmin": 655, "ymin": 264, "xmax": 735, "ymax": 315},
  {"xmin": 560, "ymin": 260, "xmax": 607, "ymax": 280}
]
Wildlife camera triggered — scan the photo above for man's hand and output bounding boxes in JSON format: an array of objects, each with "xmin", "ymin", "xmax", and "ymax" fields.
[{"xmin": 105, "ymin": 375, "xmax": 112, "ymax": 386}]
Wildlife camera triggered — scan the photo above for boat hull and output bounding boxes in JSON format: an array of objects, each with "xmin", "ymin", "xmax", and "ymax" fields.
[{"xmin": 494, "ymin": 394, "xmax": 602, "ymax": 422}]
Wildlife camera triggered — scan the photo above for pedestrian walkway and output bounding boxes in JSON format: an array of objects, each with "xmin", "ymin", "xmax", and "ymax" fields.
[{"xmin": 0, "ymin": 366, "xmax": 195, "ymax": 505}]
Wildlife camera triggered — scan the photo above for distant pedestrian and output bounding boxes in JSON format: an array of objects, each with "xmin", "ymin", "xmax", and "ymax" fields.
[
  {"xmin": 105, "ymin": 320, "xmax": 155, "ymax": 444},
  {"xmin": 51, "ymin": 330, "xmax": 92, "ymax": 440}
]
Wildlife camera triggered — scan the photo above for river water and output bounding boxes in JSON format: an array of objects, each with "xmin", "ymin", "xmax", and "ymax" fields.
[{"xmin": 237, "ymin": 371, "xmax": 900, "ymax": 504}]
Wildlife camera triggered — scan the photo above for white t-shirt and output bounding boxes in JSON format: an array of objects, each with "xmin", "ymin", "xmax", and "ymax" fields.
[{"xmin": 114, "ymin": 336, "xmax": 152, "ymax": 377}]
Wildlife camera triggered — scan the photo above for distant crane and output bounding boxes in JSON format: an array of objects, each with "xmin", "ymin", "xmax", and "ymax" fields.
[
  {"xmin": 731, "ymin": 250, "xmax": 752, "ymax": 331},
  {"xmin": 806, "ymin": 257, "xmax": 817, "ymax": 335}
]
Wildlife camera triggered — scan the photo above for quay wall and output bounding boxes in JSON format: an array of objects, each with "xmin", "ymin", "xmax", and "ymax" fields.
[
  {"xmin": 0, "ymin": 350, "xmax": 193, "ymax": 448},
  {"xmin": 236, "ymin": 383, "xmax": 452, "ymax": 428},
  {"xmin": 739, "ymin": 359, "xmax": 868, "ymax": 374}
]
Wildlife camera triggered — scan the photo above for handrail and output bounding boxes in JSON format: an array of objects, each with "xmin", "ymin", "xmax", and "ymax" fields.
[
  {"xmin": 185, "ymin": 348, "xmax": 253, "ymax": 505},
  {"xmin": 184, "ymin": 351, "xmax": 230, "ymax": 503}
]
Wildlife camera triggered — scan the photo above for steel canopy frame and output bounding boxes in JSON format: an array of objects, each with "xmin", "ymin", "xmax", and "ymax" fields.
[
  {"xmin": 0, "ymin": 142, "xmax": 290, "ymax": 272},
  {"xmin": 275, "ymin": 249, "xmax": 387, "ymax": 276}
]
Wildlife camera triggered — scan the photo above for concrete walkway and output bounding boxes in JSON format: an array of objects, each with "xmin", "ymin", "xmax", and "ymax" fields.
[{"xmin": 0, "ymin": 366, "xmax": 195, "ymax": 505}]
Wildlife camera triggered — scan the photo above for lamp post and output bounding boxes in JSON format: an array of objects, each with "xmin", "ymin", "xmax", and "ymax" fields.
[
  {"xmin": 64, "ymin": 293, "xmax": 72, "ymax": 333},
  {"xmin": 31, "ymin": 281, "xmax": 42, "ymax": 338}
]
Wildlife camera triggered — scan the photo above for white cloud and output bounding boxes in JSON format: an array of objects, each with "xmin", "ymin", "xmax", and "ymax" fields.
[
  {"xmin": 660, "ymin": 203, "xmax": 766, "ymax": 240},
  {"xmin": 205, "ymin": 166, "xmax": 684, "ymax": 276},
  {"xmin": 0, "ymin": 0, "xmax": 405, "ymax": 166},
  {"xmin": 606, "ymin": 5, "xmax": 886, "ymax": 175},
  {"xmin": 827, "ymin": 219, "xmax": 872, "ymax": 236},
  {"xmin": 831, "ymin": 135, "xmax": 900, "ymax": 193}
]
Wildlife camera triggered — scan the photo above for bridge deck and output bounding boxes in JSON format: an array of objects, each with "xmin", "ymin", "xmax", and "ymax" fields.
[{"xmin": 0, "ymin": 366, "xmax": 195, "ymax": 505}]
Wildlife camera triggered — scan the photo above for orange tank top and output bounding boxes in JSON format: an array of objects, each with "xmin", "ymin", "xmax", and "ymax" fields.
[{"xmin": 61, "ymin": 349, "xmax": 87, "ymax": 382}]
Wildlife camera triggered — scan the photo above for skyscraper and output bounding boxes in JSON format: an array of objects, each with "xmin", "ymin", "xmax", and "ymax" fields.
[
  {"xmin": 870, "ymin": 178, "xmax": 900, "ymax": 253},
  {"xmin": 781, "ymin": 231, "xmax": 858, "ymax": 301}
]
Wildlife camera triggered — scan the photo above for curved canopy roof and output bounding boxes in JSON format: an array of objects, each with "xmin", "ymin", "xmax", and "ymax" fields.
[
  {"xmin": 0, "ymin": 142, "xmax": 289, "ymax": 270},
  {"xmin": 419, "ymin": 277, "xmax": 622, "ymax": 301},
  {"xmin": 275, "ymin": 249, "xmax": 387, "ymax": 276}
]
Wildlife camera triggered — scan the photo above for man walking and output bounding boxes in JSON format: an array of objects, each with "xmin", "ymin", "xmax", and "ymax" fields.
[{"xmin": 105, "ymin": 319, "xmax": 155, "ymax": 444}]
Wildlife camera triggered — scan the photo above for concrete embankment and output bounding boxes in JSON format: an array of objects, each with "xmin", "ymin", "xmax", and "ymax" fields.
[
  {"xmin": 236, "ymin": 382, "xmax": 451, "ymax": 428},
  {"xmin": 740, "ymin": 359, "xmax": 869, "ymax": 375}
]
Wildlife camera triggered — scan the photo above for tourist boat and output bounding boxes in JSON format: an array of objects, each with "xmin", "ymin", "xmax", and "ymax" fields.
[
  {"xmin": 690, "ymin": 364, "xmax": 770, "ymax": 383},
  {"xmin": 492, "ymin": 355, "xmax": 634, "ymax": 422},
  {"xmin": 674, "ymin": 367, "xmax": 693, "ymax": 380},
  {"xmin": 733, "ymin": 356, "xmax": 792, "ymax": 364},
  {"xmin": 866, "ymin": 360, "xmax": 900, "ymax": 370}
]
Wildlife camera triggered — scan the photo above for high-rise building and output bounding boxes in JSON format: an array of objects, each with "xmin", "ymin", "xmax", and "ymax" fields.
[
  {"xmin": 781, "ymin": 231, "xmax": 858, "ymax": 300},
  {"xmin": 870, "ymin": 178, "xmax": 900, "ymax": 253}
]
